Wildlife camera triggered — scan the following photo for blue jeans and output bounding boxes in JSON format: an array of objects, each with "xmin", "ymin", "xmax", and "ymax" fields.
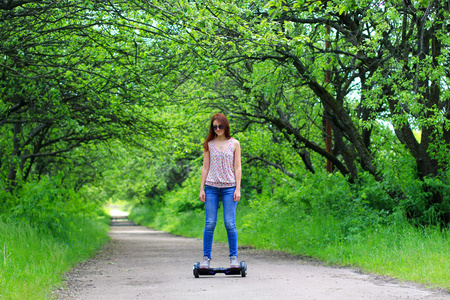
[{"xmin": 203, "ymin": 185, "xmax": 238, "ymax": 259}]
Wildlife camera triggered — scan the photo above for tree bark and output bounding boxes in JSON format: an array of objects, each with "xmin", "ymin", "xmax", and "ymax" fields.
[{"xmin": 7, "ymin": 122, "xmax": 22, "ymax": 188}]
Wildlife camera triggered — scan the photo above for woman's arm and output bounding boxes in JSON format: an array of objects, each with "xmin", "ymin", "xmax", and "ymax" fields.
[
  {"xmin": 199, "ymin": 150, "xmax": 210, "ymax": 202},
  {"xmin": 233, "ymin": 139, "xmax": 242, "ymax": 201}
]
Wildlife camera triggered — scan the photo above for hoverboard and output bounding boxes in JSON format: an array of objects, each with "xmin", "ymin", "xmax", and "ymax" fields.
[{"xmin": 193, "ymin": 261, "xmax": 247, "ymax": 278}]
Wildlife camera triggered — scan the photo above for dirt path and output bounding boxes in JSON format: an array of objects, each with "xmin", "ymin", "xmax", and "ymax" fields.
[{"xmin": 56, "ymin": 220, "xmax": 450, "ymax": 300}]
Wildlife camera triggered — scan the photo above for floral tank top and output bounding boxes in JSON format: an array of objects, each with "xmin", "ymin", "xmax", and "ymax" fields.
[{"xmin": 205, "ymin": 138, "xmax": 236, "ymax": 188}]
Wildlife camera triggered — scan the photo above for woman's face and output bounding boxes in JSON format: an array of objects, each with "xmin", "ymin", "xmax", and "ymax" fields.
[{"xmin": 212, "ymin": 120, "xmax": 225, "ymax": 137}]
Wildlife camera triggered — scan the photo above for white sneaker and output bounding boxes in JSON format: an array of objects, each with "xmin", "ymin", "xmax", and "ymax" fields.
[
  {"xmin": 200, "ymin": 256, "xmax": 210, "ymax": 269},
  {"xmin": 230, "ymin": 256, "xmax": 239, "ymax": 268}
]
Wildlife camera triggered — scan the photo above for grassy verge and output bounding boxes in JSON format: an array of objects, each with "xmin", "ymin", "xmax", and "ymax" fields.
[
  {"xmin": 239, "ymin": 207, "xmax": 450, "ymax": 290},
  {"xmin": 129, "ymin": 203, "xmax": 450, "ymax": 291},
  {"xmin": 0, "ymin": 215, "xmax": 110, "ymax": 300}
]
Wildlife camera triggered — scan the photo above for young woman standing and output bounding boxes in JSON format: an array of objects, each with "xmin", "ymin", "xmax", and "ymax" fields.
[{"xmin": 199, "ymin": 113, "xmax": 242, "ymax": 269}]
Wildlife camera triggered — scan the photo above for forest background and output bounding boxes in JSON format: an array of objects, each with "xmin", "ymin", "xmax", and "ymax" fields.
[{"xmin": 1, "ymin": 0, "xmax": 450, "ymax": 299}]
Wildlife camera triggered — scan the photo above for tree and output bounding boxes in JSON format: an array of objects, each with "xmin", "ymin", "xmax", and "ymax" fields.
[
  {"xmin": 0, "ymin": 0, "xmax": 181, "ymax": 190},
  {"xmin": 131, "ymin": 0, "xmax": 450, "ymax": 223}
]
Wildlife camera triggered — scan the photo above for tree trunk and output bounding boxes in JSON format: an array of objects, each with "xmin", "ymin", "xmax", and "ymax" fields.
[{"xmin": 7, "ymin": 122, "xmax": 22, "ymax": 188}]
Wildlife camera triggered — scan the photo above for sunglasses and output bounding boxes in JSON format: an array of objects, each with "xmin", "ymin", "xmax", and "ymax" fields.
[{"xmin": 213, "ymin": 125, "xmax": 224, "ymax": 130}]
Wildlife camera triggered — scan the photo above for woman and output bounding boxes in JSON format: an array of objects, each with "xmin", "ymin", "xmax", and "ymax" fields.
[{"xmin": 199, "ymin": 113, "xmax": 242, "ymax": 269}]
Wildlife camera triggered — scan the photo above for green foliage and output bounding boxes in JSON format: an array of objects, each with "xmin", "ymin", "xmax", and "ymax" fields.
[
  {"xmin": 0, "ymin": 0, "xmax": 178, "ymax": 191},
  {"xmin": 402, "ymin": 174, "xmax": 450, "ymax": 226},
  {"xmin": 131, "ymin": 0, "xmax": 450, "ymax": 223},
  {"xmin": 2, "ymin": 173, "xmax": 103, "ymax": 235},
  {"xmin": 151, "ymin": 169, "xmax": 205, "ymax": 232},
  {"xmin": 241, "ymin": 171, "xmax": 389, "ymax": 248}
]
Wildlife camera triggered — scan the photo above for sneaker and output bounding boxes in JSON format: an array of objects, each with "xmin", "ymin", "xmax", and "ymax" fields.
[
  {"xmin": 200, "ymin": 256, "xmax": 210, "ymax": 269},
  {"xmin": 230, "ymin": 256, "xmax": 239, "ymax": 268}
]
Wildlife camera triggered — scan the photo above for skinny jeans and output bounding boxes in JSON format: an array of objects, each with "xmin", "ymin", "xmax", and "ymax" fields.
[{"xmin": 203, "ymin": 185, "xmax": 238, "ymax": 259}]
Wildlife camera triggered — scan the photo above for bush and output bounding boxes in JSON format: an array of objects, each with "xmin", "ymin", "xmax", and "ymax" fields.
[{"xmin": 3, "ymin": 173, "xmax": 104, "ymax": 235}]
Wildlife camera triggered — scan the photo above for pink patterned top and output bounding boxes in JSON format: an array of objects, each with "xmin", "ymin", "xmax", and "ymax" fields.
[{"xmin": 205, "ymin": 138, "xmax": 236, "ymax": 188}]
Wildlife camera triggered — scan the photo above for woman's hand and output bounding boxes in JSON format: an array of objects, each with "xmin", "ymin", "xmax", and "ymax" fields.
[
  {"xmin": 234, "ymin": 189, "xmax": 241, "ymax": 202},
  {"xmin": 199, "ymin": 189, "xmax": 206, "ymax": 202},
  {"xmin": 199, "ymin": 150, "xmax": 209, "ymax": 203}
]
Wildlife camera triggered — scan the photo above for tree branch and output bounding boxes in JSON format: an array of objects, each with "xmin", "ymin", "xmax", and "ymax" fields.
[{"xmin": 245, "ymin": 155, "xmax": 296, "ymax": 179}]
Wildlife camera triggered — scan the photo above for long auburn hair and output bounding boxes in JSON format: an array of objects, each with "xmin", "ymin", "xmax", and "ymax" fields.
[{"xmin": 203, "ymin": 113, "xmax": 231, "ymax": 151}]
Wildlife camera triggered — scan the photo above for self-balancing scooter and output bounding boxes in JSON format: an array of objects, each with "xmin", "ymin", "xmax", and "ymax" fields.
[{"xmin": 193, "ymin": 261, "xmax": 247, "ymax": 278}]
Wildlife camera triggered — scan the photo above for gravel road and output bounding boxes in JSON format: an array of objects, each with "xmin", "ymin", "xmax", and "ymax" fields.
[{"xmin": 56, "ymin": 219, "xmax": 450, "ymax": 300}]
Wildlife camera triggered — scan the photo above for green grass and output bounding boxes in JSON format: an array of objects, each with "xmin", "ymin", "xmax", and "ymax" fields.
[
  {"xmin": 336, "ymin": 225, "xmax": 450, "ymax": 289},
  {"xmin": 238, "ymin": 205, "xmax": 450, "ymax": 290},
  {"xmin": 0, "ymin": 216, "xmax": 109, "ymax": 300},
  {"xmin": 130, "ymin": 203, "xmax": 450, "ymax": 291}
]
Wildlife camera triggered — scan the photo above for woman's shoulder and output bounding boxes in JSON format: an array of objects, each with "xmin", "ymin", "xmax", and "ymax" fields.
[{"xmin": 230, "ymin": 137, "xmax": 240, "ymax": 147}]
